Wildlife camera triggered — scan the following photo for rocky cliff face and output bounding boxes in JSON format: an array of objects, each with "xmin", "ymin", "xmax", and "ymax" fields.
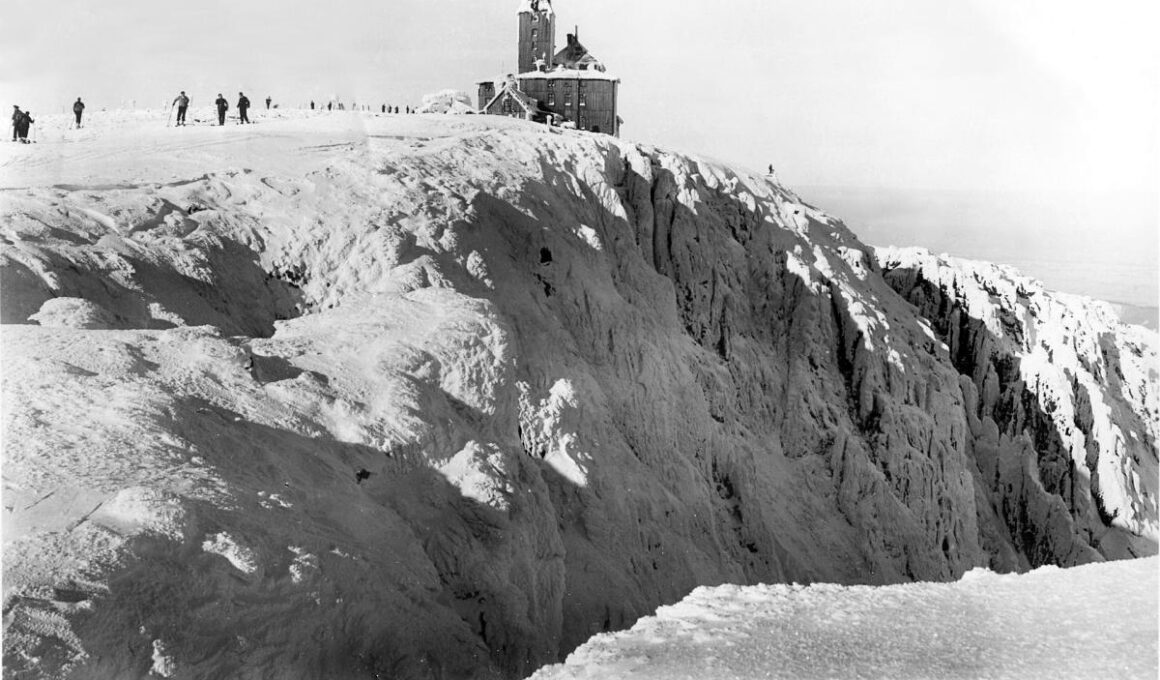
[
  {"xmin": 877, "ymin": 247, "xmax": 1158, "ymax": 568},
  {"xmin": 2, "ymin": 113, "xmax": 1155, "ymax": 679}
]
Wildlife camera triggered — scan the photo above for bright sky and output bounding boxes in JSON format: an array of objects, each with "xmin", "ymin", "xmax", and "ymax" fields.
[{"xmin": 2, "ymin": 0, "xmax": 1156, "ymax": 240}]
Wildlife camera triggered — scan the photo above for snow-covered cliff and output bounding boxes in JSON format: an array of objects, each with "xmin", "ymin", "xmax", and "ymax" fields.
[{"xmin": 2, "ymin": 111, "xmax": 1155, "ymax": 679}]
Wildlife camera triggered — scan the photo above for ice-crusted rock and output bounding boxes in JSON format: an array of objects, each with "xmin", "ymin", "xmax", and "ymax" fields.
[
  {"xmin": 878, "ymin": 246, "xmax": 1159, "ymax": 567},
  {"xmin": 2, "ymin": 112, "xmax": 1155, "ymax": 679}
]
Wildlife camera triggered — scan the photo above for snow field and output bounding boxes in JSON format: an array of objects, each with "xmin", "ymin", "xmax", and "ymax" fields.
[{"xmin": 530, "ymin": 557, "xmax": 1159, "ymax": 680}]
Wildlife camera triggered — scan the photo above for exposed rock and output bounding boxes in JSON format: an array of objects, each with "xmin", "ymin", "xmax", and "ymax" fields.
[{"xmin": 878, "ymin": 246, "xmax": 1158, "ymax": 567}]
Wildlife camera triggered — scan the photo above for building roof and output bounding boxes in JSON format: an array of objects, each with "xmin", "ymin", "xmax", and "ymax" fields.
[
  {"xmin": 483, "ymin": 82, "xmax": 542, "ymax": 114},
  {"xmin": 554, "ymin": 35, "xmax": 604, "ymax": 72},
  {"xmin": 517, "ymin": 68, "xmax": 620, "ymax": 83},
  {"xmin": 517, "ymin": 0, "xmax": 554, "ymax": 16}
]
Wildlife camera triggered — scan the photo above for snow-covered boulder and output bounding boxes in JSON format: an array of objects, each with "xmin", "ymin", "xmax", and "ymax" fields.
[
  {"xmin": 417, "ymin": 89, "xmax": 474, "ymax": 114},
  {"xmin": 28, "ymin": 297, "xmax": 118, "ymax": 329}
]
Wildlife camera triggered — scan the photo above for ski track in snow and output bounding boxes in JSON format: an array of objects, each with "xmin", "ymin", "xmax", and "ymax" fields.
[{"xmin": 530, "ymin": 557, "xmax": 1159, "ymax": 680}]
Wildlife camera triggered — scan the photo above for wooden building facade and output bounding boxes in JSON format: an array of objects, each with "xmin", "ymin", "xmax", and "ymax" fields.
[
  {"xmin": 518, "ymin": 74, "xmax": 619, "ymax": 136},
  {"xmin": 478, "ymin": 1, "xmax": 622, "ymax": 136}
]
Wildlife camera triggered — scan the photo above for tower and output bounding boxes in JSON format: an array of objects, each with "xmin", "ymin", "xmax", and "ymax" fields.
[{"xmin": 518, "ymin": 0, "xmax": 555, "ymax": 74}]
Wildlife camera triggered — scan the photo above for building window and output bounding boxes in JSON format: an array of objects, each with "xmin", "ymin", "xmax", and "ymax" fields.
[
  {"xmin": 531, "ymin": 29, "xmax": 538, "ymax": 41},
  {"xmin": 548, "ymin": 95, "xmax": 555, "ymax": 106},
  {"xmin": 579, "ymin": 93, "xmax": 586, "ymax": 107},
  {"xmin": 564, "ymin": 96, "xmax": 572, "ymax": 107},
  {"xmin": 547, "ymin": 80, "xmax": 555, "ymax": 90}
]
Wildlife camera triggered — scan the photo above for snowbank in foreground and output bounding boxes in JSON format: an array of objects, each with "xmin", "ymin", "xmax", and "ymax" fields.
[{"xmin": 530, "ymin": 557, "xmax": 1158, "ymax": 680}]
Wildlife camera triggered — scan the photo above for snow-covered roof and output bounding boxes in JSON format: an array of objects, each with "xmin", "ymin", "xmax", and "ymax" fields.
[
  {"xmin": 517, "ymin": 0, "xmax": 553, "ymax": 16},
  {"xmin": 554, "ymin": 36, "xmax": 605, "ymax": 72},
  {"xmin": 517, "ymin": 68, "xmax": 620, "ymax": 83},
  {"xmin": 483, "ymin": 82, "xmax": 541, "ymax": 114}
]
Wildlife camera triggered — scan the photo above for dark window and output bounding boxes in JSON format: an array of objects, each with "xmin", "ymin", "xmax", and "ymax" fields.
[
  {"xmin": 548, "ymin": 95, "xmax": 555, "ymax": 106},
  {"xmin": 531, "ymin": 29, "xmax": 538, "ymax": 41},
  {"xmin": 579, "ymin": 93, "xmax": 586, "ymax": 107},
  {"xmin": 564, "ymin": 95, "xmax": 572, "ymax": 107},
  {"xmin": 547, "ymin": 80, "xmax": 555, "ymax": 90}
]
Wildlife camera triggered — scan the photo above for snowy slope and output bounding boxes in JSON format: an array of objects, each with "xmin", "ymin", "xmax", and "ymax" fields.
[
  {"xmin": 2, "ymin": 110, "xmax": 1157, "ymax": 679},
  {"xmin": 529, "ymin": 556, "xmax": 1159, "ymax": 680}
]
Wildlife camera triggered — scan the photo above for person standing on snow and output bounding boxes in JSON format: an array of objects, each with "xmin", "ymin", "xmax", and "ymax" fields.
[
  {"xmin": 11, "ymin": 105, "xmax": 22, "ymax": 141},
  {"xmin": 237, "ymin": 92, "xmax": 251, "ymax": 124},
  {"xmin": 73, "ymin": 98, "xmax": 85, "ymax": 128},
  {"xmin": 310, "ymin": 100, "xmax": 315, "ymax": 110},
  {"xmin": 215, "ymin": 93, "xmax": 229, "ymax": 125},
  {"xmin": 172, "ymin": 91, "xmax": 190, "ymax": 126},
  {"xmin": 265, "ymin": 96, "xmax": 271, "ymax": 110},
  {"xmin": 17, "ymin": 109, "xmax": 34, "ymax": 143}
]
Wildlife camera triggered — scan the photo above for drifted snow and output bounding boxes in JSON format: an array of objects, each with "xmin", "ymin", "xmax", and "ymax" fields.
[
  {"xmin": 530, "ymin": 557, "xmax": 1158, "ymax": 680},
  {"xmin": 417, "ymin": 90, "xmax": 474, "ymax": 115},
  {"xmin": 2, "ymin": 110, "xmax": 1156, "ymax": 679}
]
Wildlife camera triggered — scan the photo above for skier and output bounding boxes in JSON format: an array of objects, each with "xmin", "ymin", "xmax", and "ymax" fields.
[
  {"xmin": 327, "ymin": 101, "xmax": 332, "ymax": 111},
  {"xmin": 265, "ymin": 95, "xmax": 271, "ymax": 110},
  {"xmin": 17, "ymin": 109, "xmax": 33, "ymax": 143},
  {"xmin": 394, "ymin": 106, "xmax": 399, "ymax": 114},
  {"xmin": 237, "ymin": 92, "xmax": 251, "ymax": 124},
  {"xmin": 11, "ymin": 105, "xmax": 21, "ymax": 141},
  {"xmin": 172, "ymin": 91, "xmax": 190, "ymax": 126},
  {"xmin": 381, "ymin": 104, "xmax": 386, "ymax": 113},
  {"xmin": 73, "ymin": 97, "xmax": 85, "ymax": 128},
  {"xmin": 310, "ymin": 100, "xmax": 315, "ymax": 110},
  {"xmin": 215, "ymin": 93, "xmax": 229, "ymax": 125}
]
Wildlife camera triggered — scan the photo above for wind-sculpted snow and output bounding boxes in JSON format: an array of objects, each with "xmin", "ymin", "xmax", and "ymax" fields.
[
  {"xmin": 530, "ymin": 556, "xmax": 1159, "ymax": 680},
  {"xmin": 1, "ymin": 111, "xmax": 1156, "ymax": 679}
]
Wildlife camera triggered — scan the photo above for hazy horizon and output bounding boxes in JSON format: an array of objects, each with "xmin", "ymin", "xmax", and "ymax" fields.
[{"xmin": 801, "ymin": 184, "xmax": 1158, "ymax": 310}]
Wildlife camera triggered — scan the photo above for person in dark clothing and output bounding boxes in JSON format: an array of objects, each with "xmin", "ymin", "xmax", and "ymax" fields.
[
  {"xmin": 215, "ymin": 94, "xmax": 229, "ymax": 125},
  {"xmin": 265, "ymin": 96, "xmax": 271, "ymax": 110},
  {"xmin": 394, "ymin": 106, "xmax": 399, "ymax": 114},
  {"xmin": 327, "ymin": 101, "xmax": 332, "ymax": 111},
  {"xmin": 17, "ymin": 110, "xmax": 33, "ymax": 143},
  {"xmin": 173, "ymin": 91, "xmax": 190, "ymax": 126},
  {"xmin": 310, "ymin": 100, "xmax": 315, "ymax": 110},
  {"xmin": 73, "ymin": 98, "xmax": 85, "ymax": 128},
  {"xmin": 237, "ymin": 92, "xmax": 251, "ymax": 124},
  {"xmin": 11, "ymin": 105, "xmax": 21, "ymax": 141},
  {"xmin": 381, "ymin": 104, "xmax": 386, "ymax": 113}
]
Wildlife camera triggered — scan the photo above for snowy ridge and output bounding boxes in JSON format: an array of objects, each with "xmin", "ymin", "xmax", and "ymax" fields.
[{"xmin": 1, "ymin": 110, "xmax": 1157, "ymax": 679}]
